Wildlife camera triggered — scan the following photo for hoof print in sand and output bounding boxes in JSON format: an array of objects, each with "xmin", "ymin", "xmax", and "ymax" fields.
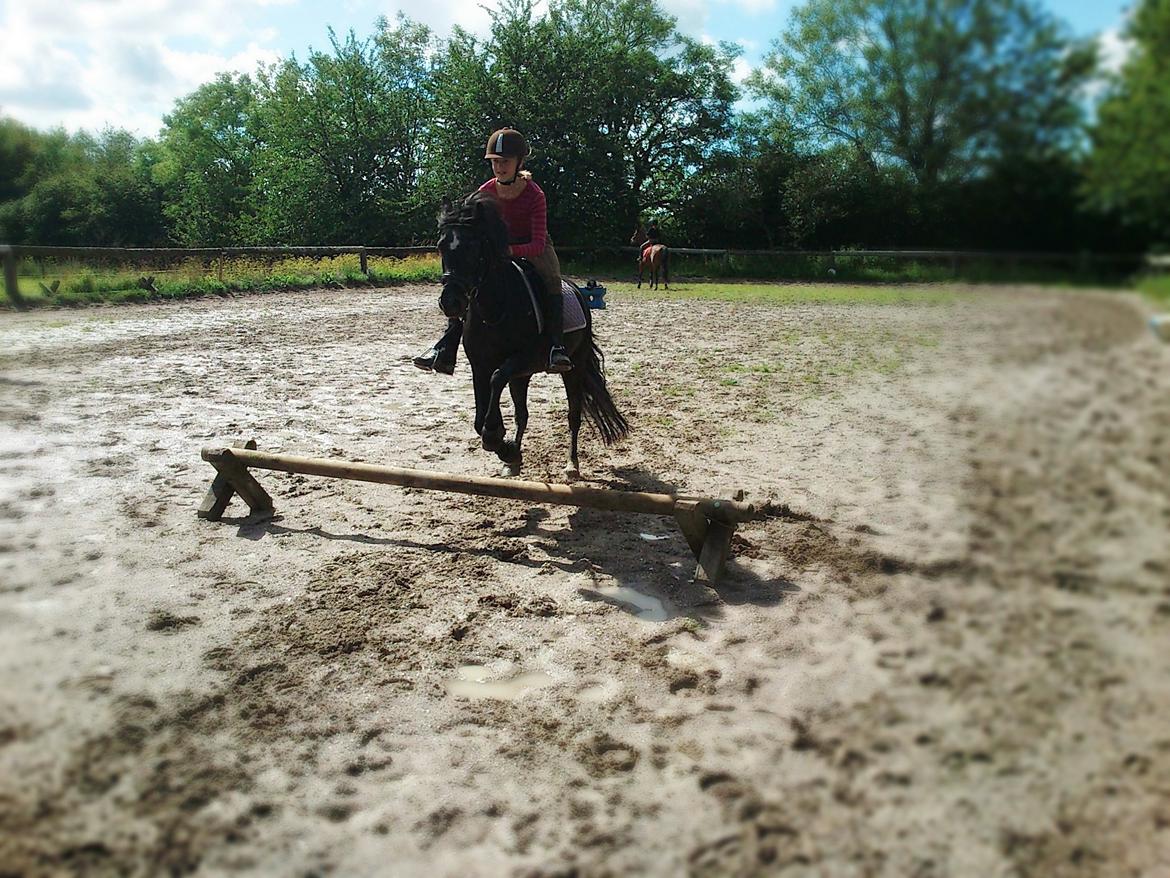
[
  {"xmin": 145, "ymin": 610, "xmax": 200, "ymax": 632},
  {"xmin": 577, "ymin": 734, "xmax": 639, "ymax": 777}
]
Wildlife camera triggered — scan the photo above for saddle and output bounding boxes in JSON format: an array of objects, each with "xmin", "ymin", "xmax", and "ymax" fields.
[{"xmin": 511, "ymin": 259, "xmax": 587, "ymax": 335}]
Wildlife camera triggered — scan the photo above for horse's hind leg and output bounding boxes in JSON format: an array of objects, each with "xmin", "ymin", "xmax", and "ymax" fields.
[
  {"xmin": 562, "ymin": 369, "xmax": 583, "ymax": 479},
  {"xmin": 499, "ymin": 377, "xmax": 529, "ymax": 477}
]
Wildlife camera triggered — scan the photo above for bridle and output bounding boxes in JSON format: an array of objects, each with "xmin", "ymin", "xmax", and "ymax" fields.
[
  {"xmin": 439, "ymin": 221, "xmax": 484, "ymax": 302},
  {"xmin": 438, "ymin": 220, "xmax": 505, "ymax": 325}
]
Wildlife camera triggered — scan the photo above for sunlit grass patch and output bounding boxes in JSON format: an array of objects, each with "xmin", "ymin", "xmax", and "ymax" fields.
[
  {"xmin": 604, "ymin": 280, "xmax": 957, "ymax": 306},
  {"xmin": 4, "ymin": 253, "xmax": 443, "ymax": 308},
  {"xmin": 1137, "ymin": 274, "xmax": 1170, "ymax": 306}
]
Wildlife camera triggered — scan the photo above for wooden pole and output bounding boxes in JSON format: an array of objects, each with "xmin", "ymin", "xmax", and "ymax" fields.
[
  {"xmin": 201, "ymin": 447, "xmax": 760, "ymax": 525},
  {"xmin": 199, "ymin": 446, "xmax": 774, "ymax": 584},
  {"xmin": 1, "ymin": 246, "xmax": 26, "ymax": 310}
]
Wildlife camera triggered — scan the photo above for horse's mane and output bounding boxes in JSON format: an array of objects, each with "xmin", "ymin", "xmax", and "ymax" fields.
[{"xmin": 439, "ymin": 191, "xmax": 509, "ymax": 259}]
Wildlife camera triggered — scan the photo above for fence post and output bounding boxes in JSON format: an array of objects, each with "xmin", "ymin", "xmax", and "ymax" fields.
[
  {"xmin": 359, "ymin": 247, "xmax": 369, "ymax": 277},
  {"xmin": 1, "ymin": 246, "xmax": 27, "ymax": 310}
]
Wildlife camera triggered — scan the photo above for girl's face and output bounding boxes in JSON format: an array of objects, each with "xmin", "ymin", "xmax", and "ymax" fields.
[{"xmin": 491, "ymin": 156, "xmax": 519, "ymax": 181}]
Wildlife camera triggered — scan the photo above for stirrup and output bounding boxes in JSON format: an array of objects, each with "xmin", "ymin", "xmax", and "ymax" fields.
[{"xmin": 547, "ymin": 346, "xmax": 573, "ymax": 374}]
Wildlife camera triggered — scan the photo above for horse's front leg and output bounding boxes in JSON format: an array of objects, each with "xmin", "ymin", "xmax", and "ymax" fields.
[
  {"xmin": 636, "ymin": 258, "xmax": 644, "ymax": 289},
  {"xmin": 498, "ymin": 377, "xmax": 530, "ymax": 477},
  {"xmin": 471, "ymin": 364, "xmax": 491, "ymax": 437},
  {"xmin": 481, "ymin": 353, "xmax": 529, "ymax": 457}
]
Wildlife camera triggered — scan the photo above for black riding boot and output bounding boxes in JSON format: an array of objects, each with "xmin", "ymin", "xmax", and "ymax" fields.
[
  {"xmin": 543, "ymin": 291, "xmax": 572, "ymax": 373},
  {"xmin": 413, "ymin": 318, "xmax": 462, "ymax": 374}
]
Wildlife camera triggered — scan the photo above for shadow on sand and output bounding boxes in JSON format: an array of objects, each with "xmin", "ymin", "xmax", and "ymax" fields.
[{"xmin": 216, "ymin": 462, "xmax": 801, "ymax": 623}]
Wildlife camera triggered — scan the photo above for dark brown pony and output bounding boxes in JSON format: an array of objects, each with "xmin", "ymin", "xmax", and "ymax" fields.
[{"xmin": 630, "ymin": 227, "xmax": 669, "ymax": 290}]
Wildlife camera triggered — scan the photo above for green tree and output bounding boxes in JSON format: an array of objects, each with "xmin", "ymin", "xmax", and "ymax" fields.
[
  {"xmin": 425, "ymin": 0, "xmax": 739, "ymax": 245},
  {"xmin": 0, "ymin": 118, "xmax": 41, "ymax": 241},
  {"xmin": 1085, "ymin": 0, "xmax": 1170, "ymax": 239},
  {"xmin": 751, "ymin": 0, "xmax": 1095, "ymax": 188},
  {"xmin": 6, "ymin": 129, "xmax": 102, "ymax": 245},
  {"xmin": 87, "ymin": 129, "xmax": 166, "ymax": 245},
  {"xmin": 252, "ymin": 18, "xmax": 437, "ymax": 244},
  {"xmin": 154, "ymin": 73, "xmax": 261, "ymax": 245},
  {"xmin": 0, "ymin": 118, "xmax": 39, "ymax": 204},
  {"xmin": 669, "ymin": 114, "xmax": 802, "ymax": 248}
]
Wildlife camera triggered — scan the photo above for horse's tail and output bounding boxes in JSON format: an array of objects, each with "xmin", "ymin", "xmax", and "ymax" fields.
[{"xmin": 578, "ymin": 334, "xmax": 630, "ymax": 445}]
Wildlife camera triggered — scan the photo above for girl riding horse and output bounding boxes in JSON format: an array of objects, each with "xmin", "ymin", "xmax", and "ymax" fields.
[
  {"xmin": 415, "ymin": 128, "xmax": 572, "ymax": 375},
  {"xmin": 433, "ymin": 191, "xmax": 628, "ymax": 476},
  {"xmin": 630, "ymin": 222, "xmax": 669, "ymax": 290}
]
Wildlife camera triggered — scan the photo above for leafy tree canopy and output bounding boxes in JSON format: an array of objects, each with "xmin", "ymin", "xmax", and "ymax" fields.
[
  {"xmin": 1085, "ymin": 0, "xmax": 1170, "ymax": 239},
  {"xmin": 750, "ymin": 0, "xmax": 1096, "ymax": 187}
]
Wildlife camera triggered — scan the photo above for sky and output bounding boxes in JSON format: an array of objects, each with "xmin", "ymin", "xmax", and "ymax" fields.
[{"xmin": 0, "ymin": 0, "xmax": 1135, "ymax": 139}]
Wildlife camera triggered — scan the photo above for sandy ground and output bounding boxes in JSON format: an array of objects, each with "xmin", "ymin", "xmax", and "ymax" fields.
[{"xmin": 0, "ymin": 283, "xmax": 1168, "ymax": 877}]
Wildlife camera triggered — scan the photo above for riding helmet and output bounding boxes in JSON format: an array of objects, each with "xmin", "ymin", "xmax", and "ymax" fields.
[{"xmin": 484, "ymin": 128, "xmax": 530, "ymax": 160}]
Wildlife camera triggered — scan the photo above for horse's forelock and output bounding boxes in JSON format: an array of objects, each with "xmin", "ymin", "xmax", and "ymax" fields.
[
  {"xmin": 437, "ymin": 192, "xmax": 508, "ymax": 258},
  {"xmin": 438, "ymin": 197, "xmax": 462, "ymax": 228},
  {"xmin": 439, "ymin": 192, "xmax": 492, "ymax": 226}
]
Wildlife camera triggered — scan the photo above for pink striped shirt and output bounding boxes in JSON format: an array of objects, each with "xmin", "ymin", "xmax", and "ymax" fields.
[{"xmin": 477, "ymin": 178, "xmax": 549, "ymax": 259}]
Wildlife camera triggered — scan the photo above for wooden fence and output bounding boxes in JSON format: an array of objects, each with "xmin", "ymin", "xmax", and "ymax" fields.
[{"xmin": 1, "ymin": 243, "xmax": 1161, "ymax": 310}]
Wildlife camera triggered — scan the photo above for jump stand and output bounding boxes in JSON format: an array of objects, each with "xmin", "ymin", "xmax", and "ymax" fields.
[{"xmin": 199, "ymin": 444, "xmax": 767, "ymax": 584}]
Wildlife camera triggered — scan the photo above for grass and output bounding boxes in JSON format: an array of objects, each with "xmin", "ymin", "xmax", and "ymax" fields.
[
  {"xmin": 600, "ymin": 279, "xmax": 957, "ymax": 306},
  {"xmin": 5, "ymin": 254, "xmax": 442, "ymax": 308},
  {"xmin": 4, "ymin": 247, "xmax": 1164, "ymax": 310},
  {"xmin": 1136, "ymin": 274, "xmax": 1170, "ymax": 306},
  {"xmin": 561, "ymin": 250, "xmax": 1135, "ymax": 289}
]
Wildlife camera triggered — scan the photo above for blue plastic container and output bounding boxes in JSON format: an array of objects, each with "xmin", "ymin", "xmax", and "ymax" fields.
[{"xmin": 583, "ymin": 280, "xmax": 607, "ymax": 309}]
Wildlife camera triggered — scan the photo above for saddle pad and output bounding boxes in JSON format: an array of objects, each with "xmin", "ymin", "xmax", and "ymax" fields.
[
  {"xmin": 510, "ymin": 260, "xmax": 587, "ymax": 335},
  {"xmin": 561, "ymin": 280, "xmax": 587, "ymax": 333}
]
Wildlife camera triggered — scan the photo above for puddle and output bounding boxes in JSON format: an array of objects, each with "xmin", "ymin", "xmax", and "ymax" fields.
[
  {"xmin": 589, "ymin": 585, "xmax": 671, "ymax": 622},
  {"xmin": 444, "ymin": 665, "xmax": 554, "ymax": 700},
  {"xmin": 577, "ymin": 679, "xmax": 622, "ymax": 703}
]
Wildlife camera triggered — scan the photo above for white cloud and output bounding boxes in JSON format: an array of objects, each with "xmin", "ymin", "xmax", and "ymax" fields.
[
  {"xmin": 731, "ymin": 57, "xmax": 753, "ymax": 85},
  {"xmin": 658, "ymin": 0, "xmax": 709, "ymax": 34},
  {"xmin": 1083, "ymin": 18, "xmax": 1136, "ymax": 107},
  {"xmin": 0, "ymin": 0, "xmax": 285, "ymax": 136},
  {"xmin": 22, "ymin": 0, "xmax": 285, "ymax": 47},
  {"xmin": 723, "ymin": 0, "xmax": 778, "ymax": 14},
  {"xmin": 443, "ymin": 0, "xmax": 494, "ymax": 35},
  {"xmin": 0, "ymin": 0, "xmax": 787, "ymax": 137},
  {"xmin": 1097, "ymin": 25, "xmax": 1132, "ymax": 76}
]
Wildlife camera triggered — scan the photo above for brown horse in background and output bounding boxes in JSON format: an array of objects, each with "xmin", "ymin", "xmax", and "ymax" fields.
[{"xmin": 630, "ymin": 227, "xmax": 669, "ymax": 290}]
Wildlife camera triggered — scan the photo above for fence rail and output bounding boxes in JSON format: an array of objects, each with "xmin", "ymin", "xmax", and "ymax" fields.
[
  {"xmin": 2, "ymin": 243, "xmax": 1162, "ymax": 310},
  {"xmin": 560, "ymin": 245, "xmax": 1147, "ymax": 264},
  {"xmin": 4, "ymin": 245, "xmax": 434, "ymax": 260}
]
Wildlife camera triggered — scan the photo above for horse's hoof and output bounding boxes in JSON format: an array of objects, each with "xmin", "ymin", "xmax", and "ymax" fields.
[
  {"xmin": 502, "ymin": 462, "xmax": 522, "ymax": 477},
  {"xmin": 563, "ymin": 463, "xmax": 580, "ymax": 480}
]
